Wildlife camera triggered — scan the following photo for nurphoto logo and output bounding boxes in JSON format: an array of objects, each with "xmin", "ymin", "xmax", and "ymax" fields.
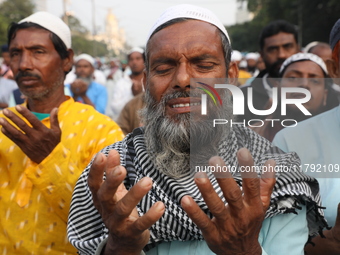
[{"xmin": 197, "ymin": 80, "xmax": 312, "ymax": 128}]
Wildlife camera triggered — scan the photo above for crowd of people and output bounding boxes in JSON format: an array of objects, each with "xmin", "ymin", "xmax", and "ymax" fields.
[{"xmin": 0, "ymin": 3, "xmax": 340, "ymax": 255}]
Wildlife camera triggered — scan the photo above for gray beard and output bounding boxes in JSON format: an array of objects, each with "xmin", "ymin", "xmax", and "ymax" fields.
[
  {"xmin": 76, "ymin": 76, "xmax": 92, "ymax": 85},
  {"xmin": 140, "ymin": 89, "xmax": 233, "ymax": 179}
]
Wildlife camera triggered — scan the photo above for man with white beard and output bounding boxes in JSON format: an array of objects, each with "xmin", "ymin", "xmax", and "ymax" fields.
[{"xmin": 67, "ymin": 5, "xmax": 327, "ymax": 255}]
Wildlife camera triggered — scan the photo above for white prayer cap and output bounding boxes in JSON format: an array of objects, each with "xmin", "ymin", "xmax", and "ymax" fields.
[
  {"xmin": 239, "ymin": 60, "xmax": 247, "ymax": 68},
  {"xmin": 303, "ymin": 41, "xmax": 319, "ymax": 53},
  {"xmin": 146, "ymin": 4, "xmax": 230, "ymax": 44},
  {"xmin": 75, "ymin": 54, "xmax": 95, "ymax": 67},
  {"xmin": 128, "ymin": 47, "xmax": 144, "ymax": 55},
  {"xmin": 279, "ymin": 52, "xmax": 328, "ymax": 75},
  {"xmin": 231, "ymin": 50, "xmax": 242, "ymax": 62},
  {"xmin": 245, "ymin": 52, "xmax": 259, "ymax": 60},
  {"xmin": 19, "ymin": 11, "xmax": 71, "ymax": 49}
]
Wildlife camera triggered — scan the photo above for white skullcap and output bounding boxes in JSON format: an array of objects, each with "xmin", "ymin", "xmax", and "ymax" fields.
[
  {"xmin": 146, "ymin": 4, "xmax": 230, "ymax": 44},
  {"xmin": 128, "ymin": 47, "xmax": 144, "ymax": 55},
  {"xmin": 303, "ymin": 41, "xmax": 320, "ymax": 53},
  {"xmin": 239, "ymin": 60, "xmax": 247, "ymax": 68},
  {"xmin": 231, "ymin": 50, "xmax": 242, "ymax": 62},
  {"xmin": 75, "ymin": 54, "xmax": 95, "ymax": 67},
  {"xmin": 279, "ymin": 52, "xmax": 328, "ymax": 75},
  {"xmin": 19, "ymin": 11, "xmax": 71, "ymax": 49},
  {"xmin": 245, "ymin": 52, "xmax": 259, "ymax": 60}
]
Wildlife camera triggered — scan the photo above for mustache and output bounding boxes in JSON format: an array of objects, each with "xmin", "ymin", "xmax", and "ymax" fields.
[
  {"xmin": 161, "ymin": 90, "xmax": 203, "ymax": 104},
  {"xmin": 273, "ymin": 59, "xmax": 286, "ymax": 69},
  {"xmin": 15, "ymin": 71, "xmax": 41, "ymax": 81}
]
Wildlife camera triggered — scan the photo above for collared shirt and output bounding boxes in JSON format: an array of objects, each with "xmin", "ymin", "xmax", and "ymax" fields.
[
  {"xmin": 0, "ymin": 97, "xmax": 124, "ymax": 254},
  {"xmin": 273, "ymin": 105, "xmax": 340, "ymax": 227},
  {"xmin": 66, "ymin": 81, "xmax": 108, "ymax": 114}
]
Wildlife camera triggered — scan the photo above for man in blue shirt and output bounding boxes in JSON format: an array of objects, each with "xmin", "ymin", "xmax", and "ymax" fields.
[
  {"xmin": 273, "ymin": 18, "xmax": 340, "ymax": 255},
  {"xmin": 67, "ymin": 53, "xmax": 108, "ymax": 114}
]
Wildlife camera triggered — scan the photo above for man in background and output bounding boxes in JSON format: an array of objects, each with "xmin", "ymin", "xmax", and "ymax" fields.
[
  {"xmin": 106, "ymin": 47, "xmax": 145, "ymax": 120},
  {"xmin": 1, "ymin": 44, "xmax": 13, "ymax": 79},
  {"xmin": 0, "ymin": 65, "xmax": 17, "ymax": 109},
  {"xmin": 273, "ymin": 18, "xmax": 340, "ymax": 255},
  {"xmin": 67, "ymin": 54, "xmax": 108, "ymax": 114},
  {"xmin": 240, "ymin": 20, "xmax": 300, "ymax": 121}
]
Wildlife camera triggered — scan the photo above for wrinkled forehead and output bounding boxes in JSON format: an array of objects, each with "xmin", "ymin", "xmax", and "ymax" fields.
[{"xmin": 147, "ymin": 19, "xmax": 223, "ymax": 54}]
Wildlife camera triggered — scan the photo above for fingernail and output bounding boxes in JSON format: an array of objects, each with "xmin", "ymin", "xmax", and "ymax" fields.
[
  {"xmin": 195, "ymin": 172, "xmax": 208, "ymax": 183},
  {"xmin": 139, "ymin": 177, "xmax": 151, "ymax": 188},
  {"xmin": 155, "ymin": 201, "xmax": 165, "ymax": 211},
  {"xmin": 15, "ymin": 105, "xmax": 22, "ymax": 111},
  {"xmin": 95, "ymin": 153, "xmax": 104, "ymax": 163},
  {"xmin": 111, "ymin": 167, "xmax": 122, "ymax": 177},
  {"xmin": 239, "ymin": 148, "xmax": 250, "ymax": 161},
  {"xmin": 181, "ymin": 196, "xmax": 191, "ymax": 206},
  {"xmin": 0, "ymin": 118, "xmax": 3, "ymax": 125},
  {"xmin": 3, "ymin": 109, "xmax": 9, "ymax": 115}
]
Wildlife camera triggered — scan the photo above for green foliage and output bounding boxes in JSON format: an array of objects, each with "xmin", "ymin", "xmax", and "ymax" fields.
[
  {"xmin": 67, "ymin": 15, "xmax": 109, "ymax": 57},
  {"xmin": 0, "ymin": 0, "xmax": 35, "ymax": 45},
  {"xmin": 0, "ymin": 0, "xmax": 110, "ymax": 58},
  {"xmin": 62, "ymin": 14, "xmax": 88, "ymax": 36},
  {"xmin": 229, "ymin": 0, "xmax": 340, "ymax": 52},
  {"xmin": 72, "ymin": 35, "xmax": 109, "ymax": 57}
]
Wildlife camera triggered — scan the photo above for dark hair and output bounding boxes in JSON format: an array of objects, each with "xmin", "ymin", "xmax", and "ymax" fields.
[
  {"xmin": 145, "ymin": 18, "xmax": 232, "ymax": 75},
  {"xmin": 259, "ymin": 20, "xmax": 298, "ymax": 50},
  {"xmin": 7, "ymin": 22, "xmax": 70, "ymax": 60}
]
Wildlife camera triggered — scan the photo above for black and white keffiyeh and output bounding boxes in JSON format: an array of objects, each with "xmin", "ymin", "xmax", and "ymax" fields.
[{"xmin": 68, "ymin": 125, "xmax": 327, "ymax": 254}]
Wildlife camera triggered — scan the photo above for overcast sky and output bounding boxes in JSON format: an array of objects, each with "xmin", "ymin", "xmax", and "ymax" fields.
[{"xmin": 46, "ymin": 0, "xmax": 238, "ymax": 47}]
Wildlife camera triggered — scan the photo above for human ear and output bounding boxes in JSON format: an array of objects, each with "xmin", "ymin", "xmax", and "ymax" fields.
[
  {"xmin": 63, "ymin": 49, "xmax": 74, "ymax": 73},
  {"xmin": 227, "ymin": 61, "xmax": 239, "ymax": 85}
]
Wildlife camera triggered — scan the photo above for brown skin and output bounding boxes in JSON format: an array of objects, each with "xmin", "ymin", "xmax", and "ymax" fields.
[
  {"xmin": 72, "ymin": 59, "xmax": 95, "ymax": 107},
  {"xmin": 310, "ymin": 44, "xmax": 332, "ymax": 62},
  {"xmin": 327, "ymin": 41, "xmax": 340, "ymax": 85},
  {"xmin": 90, "ymin": 20, "xmax": 276, "ymax": 255},
  {"xmin": 281, "ymin": 60, "xmax": 328, "ymax": 115},
  {"xmin": 0, "ymin": 103, "xmax": 8, "ymax": 108},
  {"xmin": 128, "ymin": 52, "xmax": 145, "ymax": 96},
  {"xmin": 0, "ymin": 27, "xmax": 74, "ymax": 164},
  {"xmin": 261, "ymin": 32, "xmax": 299, "ymax": 86},
  {"xmin": 304, "ymin": 41, "xmax": 340, "ymax": 255}
]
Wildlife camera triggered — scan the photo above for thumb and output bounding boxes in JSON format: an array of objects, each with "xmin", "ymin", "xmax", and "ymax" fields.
[{"xmin": 50, "ymin": 108, "xmax": 60, "ymax": 133}]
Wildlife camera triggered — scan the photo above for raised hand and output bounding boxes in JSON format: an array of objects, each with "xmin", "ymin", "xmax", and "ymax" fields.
[
  {"xmin": 88, "ymin": 150, "xmax": 165, "ymax": 255},
  {"xmin": 181, "ymin": 148, "xmax": 276, "ymax": 255},
  {"xmin": 71, "ymin": 79, "xmax": 88, "ymax": 97},
  {"xmin": 0, "ymin": 105, "xmax": 61, "ymax": 163}
]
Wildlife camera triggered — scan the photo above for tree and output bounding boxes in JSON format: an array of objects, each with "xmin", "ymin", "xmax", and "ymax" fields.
[
  {"xmin": 72, "ymin": 36, "xmax": 109, "ymax": 57},
  {"xmin": 64, "ymin": 15, "xmax": 110, "ymax": 57},
  {"xmin": 62, "ymin": 14, "xmax": 89, "ymax": 36},
  {"xmin": 228, "ymin": 0, "xmax": 340, "ymax": 52},
  {"xmin": 0, "ymin": 0, "xmax": 35, "ymax": 45}
]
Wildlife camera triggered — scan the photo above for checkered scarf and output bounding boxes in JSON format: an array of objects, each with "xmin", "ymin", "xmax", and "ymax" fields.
[{"xmin": 68, "ymin": 125, "xmax": 327, "ymax": 254}]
